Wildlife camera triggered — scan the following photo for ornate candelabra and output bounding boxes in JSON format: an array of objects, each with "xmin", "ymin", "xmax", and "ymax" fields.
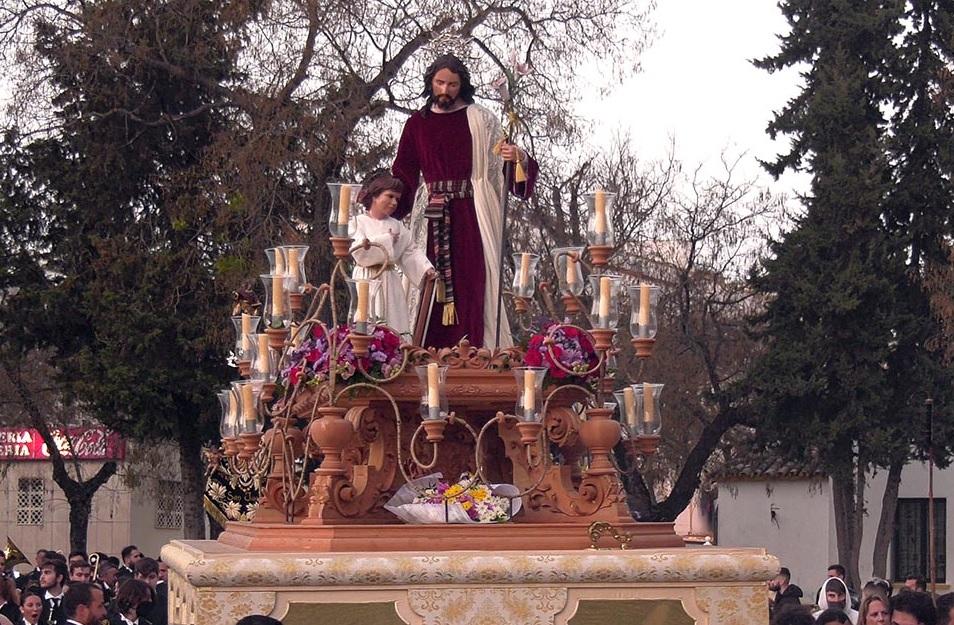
[{"xmin": 210, "ymin": 185, "xmax": 675, "ymax": 550}]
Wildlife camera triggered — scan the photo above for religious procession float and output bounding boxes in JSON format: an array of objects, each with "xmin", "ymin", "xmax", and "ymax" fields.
[{"xmin": 160, "ymin": 180, "xmax": 778, "ymax": 625}]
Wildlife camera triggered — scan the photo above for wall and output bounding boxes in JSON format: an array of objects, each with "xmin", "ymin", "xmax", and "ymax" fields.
[{"xmin": 717, "ymin": 478, "xmax": 834, "ymax": 593}]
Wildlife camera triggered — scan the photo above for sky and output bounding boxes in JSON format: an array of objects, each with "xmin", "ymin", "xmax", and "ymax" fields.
[{"xmin": 586, "ymin": 0, "xmax": 810, "ymax": 201}]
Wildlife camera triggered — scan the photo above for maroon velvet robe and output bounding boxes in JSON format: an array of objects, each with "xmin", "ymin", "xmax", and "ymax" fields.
[{"xmin": 392, "ymin": 105, "xmax": 539, "ymax": 348}]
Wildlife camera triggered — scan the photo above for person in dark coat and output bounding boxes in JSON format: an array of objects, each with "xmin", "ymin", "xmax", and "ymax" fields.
[{"xmin": 770, "ymin": 567, "xmax": 804, "ymax": 616}]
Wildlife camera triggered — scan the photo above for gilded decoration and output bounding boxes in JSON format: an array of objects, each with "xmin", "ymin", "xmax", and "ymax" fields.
[
  {"xmin": 407, "ymin": 587, "xmax": 567, "ymax": 625},
  {"xmin": 163, "ymin": 541, "xmax": 778, "ymax": 589}
]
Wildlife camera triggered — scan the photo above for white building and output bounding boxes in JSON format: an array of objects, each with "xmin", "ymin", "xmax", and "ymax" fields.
[
  {"xmin": 0, "ymin": 426, "xmax": 185, "ymax": 562},
  {"xmin": 715, "ymin": 454, "xmax": 950, "ymax": 594}
]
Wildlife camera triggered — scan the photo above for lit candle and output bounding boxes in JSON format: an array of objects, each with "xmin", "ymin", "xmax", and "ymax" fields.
[
  {"xmin": 643, "ymin": 382, "xmax": 655, "ymax": 424},
  {"xmin": 566, "ymin": 253, "xmax": 578, "ymax": 286},
  {"xmin": 241, "ymin": 313, "xmax": 252, "ymax": 352},
  {"xmin": 638, "ymin": 283, "xmax": 651, "ymax": 337},
  {"xmin": 287, "ymin": 248, "xmax": 300, "ymax": 281},
  {"xmin": 256, "ymin": 334, "xmax": 270, "ymax": 375},
  {"xmin": 519, "ymin": 253, "xmax": 531, "ymax": 290},
  {"xmin": 623, "ymin": 386, "xmax": 637, "ymax": 428},
  {"xmin": 594, "ymin": 189, "xmax": 607, "ymax": 235},
  {"xmin": 523, "ymin": 369, "xmax": 536, "ymax": 419},
  {"xmin": 271, "ymin": 275, "xmax": 284, "ymax": 317},
  {"xmin": 241, "ymin": 383, "xmax": 256, "ymax": 424},
  {"xmin": 598, "ymin": 276, "xmax": 611, "ymax": 326},
  {"xmin": 427, "ymin": 362, "xmax": 440, "ymax": 419},
  {"xmin": 355, "ymin": 280, "xmax": 369, "ymax": 333},
  {"xmin": 337, "ymin": 185, "xmax": 351, "ymax": 228}
]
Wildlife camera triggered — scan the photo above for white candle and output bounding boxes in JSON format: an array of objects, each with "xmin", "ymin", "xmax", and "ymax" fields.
[
  {"xmin": 271, "ymin": 275, "xmax": 284, "ymax": 316},
  {"xmin": 594, "ymin": 190, "xmax": 607, "ymax": 235},
  {"xmin": 566, "ymin": 253, "xmax": 577, "ymax": 285},
  {"xmin": 337, "ymin": 185, "xmax": 351, "ymax": 227},
  {"xmin": 427, "ymin": 363, "xmax": 439, "ymax": 408},
  {"xmin": 598, "ymin": 276, "xmax": 611, "ymax": 325},
  {"xmin": 256, "ymin": 334, "xmax": 270, "ymax": 375},
  {"xmin": 241, "ymin": 313, "xmax": 252, "ymax": 352},
  {"xmin": 519, "ymin": 253, "xmax": 531, "ymax": 290},
  {"xmin": 623, "ymin": 386, "xmax": 637, "ymax": 428},
  {"xmin": 638, "ymin": 283, "xmax": 651, "ymax": 338},
  {"xmin": 287, "ymin": 248, "xmax": 300, "ymax": 281},
  {"xmin": 523, "ymin": 369, "xmax": 536, "ymax": 418},
  {"xmin": 241, "ymin": 384, "xmax": 256, "ymax": 424},
  {"xmin": 643, "ymin": 383, "xmax": 655, "ymax": 424},
  {"xmin": 274, "ymin": 249, "xmax": 285, "ymax": 276},
  {"xmin": 355, "ymin": 280, "xmax": 369, "ymax": 323}
]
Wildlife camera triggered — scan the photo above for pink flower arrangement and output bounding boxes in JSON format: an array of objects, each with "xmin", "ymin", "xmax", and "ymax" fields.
[
  {"xmin": 281, "ymin": 323, "xmax": 403, "ymax": 387},
  {"xmin": 523, "ymin": 320, "xmax": 600, "ymax": 386}
]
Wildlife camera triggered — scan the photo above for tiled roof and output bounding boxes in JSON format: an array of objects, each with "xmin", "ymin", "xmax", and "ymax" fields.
[{"xmin": 713, "ymin": 449, "xmax": 826, "ymax": 481}]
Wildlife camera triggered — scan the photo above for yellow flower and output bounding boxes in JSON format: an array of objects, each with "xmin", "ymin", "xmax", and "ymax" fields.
[
  {"xmin": 461, "ymin": 501, "xmax": 473, "ymax": 510},
  {"xmin": 472, "ymin": 487, "xmax": 489, "ymax": 501},
  {"xmin": 444, "ymin": 484, "xmax": 464, "ymax": 498}
]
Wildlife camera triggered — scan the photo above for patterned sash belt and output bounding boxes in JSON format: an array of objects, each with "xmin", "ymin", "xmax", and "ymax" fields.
[{"xmin": 426, "ymin": 179, "xmax": 473, "ymax": 326}]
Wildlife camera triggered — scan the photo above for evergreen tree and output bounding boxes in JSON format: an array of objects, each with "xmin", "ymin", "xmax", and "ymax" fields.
[{"xmin": 749, "ymin": 0, "xmax": 904, "ymax": 589}]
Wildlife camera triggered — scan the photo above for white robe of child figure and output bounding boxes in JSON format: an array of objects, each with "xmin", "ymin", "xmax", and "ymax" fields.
[{"xmin": 351, "ymin": 212, "xmax": 433, "ymax": 339}]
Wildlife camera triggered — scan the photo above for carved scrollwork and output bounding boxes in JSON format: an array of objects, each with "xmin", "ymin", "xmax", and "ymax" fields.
[{"xmin": 405, "ymin": 339, "xmax": 524, "ymax": 370}]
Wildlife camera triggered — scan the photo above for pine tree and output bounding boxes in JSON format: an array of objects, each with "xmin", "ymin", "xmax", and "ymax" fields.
[{"xmin": 749, "ymin": 0, "xmax": 904, "ymax": 589}]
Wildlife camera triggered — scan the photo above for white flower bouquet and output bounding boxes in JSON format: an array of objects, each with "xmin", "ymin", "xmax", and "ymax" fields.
[{"xmin": 384, "ymin": 473, "xmax": 522, "ymax": 524}]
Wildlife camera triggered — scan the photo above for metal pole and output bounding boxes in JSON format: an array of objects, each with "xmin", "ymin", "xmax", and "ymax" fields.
[
  {"xmin": 927, "ymin": 398, "xmax": 936, "ymax": 597},
  {"xmin": 493, "ymin": 160, "xmax": 514, "ymax": 350}
]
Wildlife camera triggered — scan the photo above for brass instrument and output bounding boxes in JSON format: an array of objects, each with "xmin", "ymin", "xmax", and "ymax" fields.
[
  {"xmin": 88, "ymin": 552, "xmax": 101, "ymax": 580},
  {"xmin": 2, "ymin": 536, "xmax": 30, "ymax": 568}
]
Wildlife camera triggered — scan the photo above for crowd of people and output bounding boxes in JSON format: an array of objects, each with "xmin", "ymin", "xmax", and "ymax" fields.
[
  {"xmin": 0, "ymin": 545, "xmax": 167, "ymax": 625},
  {"xmin": 769, "ymin": 564, "xmax": 954, "ymax": 625}
]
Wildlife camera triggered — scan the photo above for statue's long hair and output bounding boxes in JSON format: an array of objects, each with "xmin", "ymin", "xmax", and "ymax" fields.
[{"xmin": 420, "ymin": 54, "xmax": 476, "ymax": 116}]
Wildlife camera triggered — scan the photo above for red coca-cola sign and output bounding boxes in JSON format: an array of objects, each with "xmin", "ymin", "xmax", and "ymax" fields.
[{"xmin": 0, "ymin": 427, "xmax": 125, "ymax": 461}]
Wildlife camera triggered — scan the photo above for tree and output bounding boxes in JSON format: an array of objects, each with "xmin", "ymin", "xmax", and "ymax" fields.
[{"xmin": 749, "ymin": 0, "xmax": 906, "ymax": 589}]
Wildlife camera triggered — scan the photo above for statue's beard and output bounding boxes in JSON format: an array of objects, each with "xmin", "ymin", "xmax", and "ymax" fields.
[{"xmin": 434, "ymin": 94, "xmax": 455, "ymax": 110}]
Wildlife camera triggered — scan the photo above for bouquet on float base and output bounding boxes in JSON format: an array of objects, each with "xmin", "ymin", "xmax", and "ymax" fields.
[{"xmin": 384, "ymin": 473, "xmax": 521, "ymax": 524}]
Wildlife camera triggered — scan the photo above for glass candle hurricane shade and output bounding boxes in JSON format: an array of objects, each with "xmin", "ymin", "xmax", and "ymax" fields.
[
  {"xmin": 280, "ymin": 245, "xmax": 309, "ymax": 293},
  {"xmin": 327, "ymin": 182, "xmax": 362, "ymax": 238},
  {"xmin": 633, "ymin": 383, "xmax": 663, "ymax": 435},
  {"xmin": 511, "ymin": 252, "xmax": 540, "ymax": 299},
  {"xmin": 588, "ymin": 274, "xmax": 623, "ymax": 329},
  {"xmin": 260, "ymin": 274, "xmax": 291, "ymax": 329},
  {"xmin": 628, "ymin": 283, "xmax": 660, "ymax": 339},
  {"xmin": 513, "ymin": 366, "xmax": 548, "ymax": 422},
  {"xmin": 415, "ymin": 363, "xmax": 449, "ymax": 421},
  {"xmin": 218, "ymin": 388, "xmax": 239, "ymax": 439},
  {"xmin": 231, "ymin": 314, "xmax": 261, "ymax": 361},
  {"xmin": 347, "ymin": 278, "xmax": 382, "ymax": 335},
  {"xmin": 250, "ymin": 333, "xmax": 278, "ymax": 382},
  {"xmin": 584, "ymin": 190, "xmax": 617, "ymax": 247},
  {"xmin": 231, "ymin": 380, "xmax": 264, "ymax": 434},
  {"xmin": 552, "ymin": 246, "xmax": 585, "ymax": 296}
]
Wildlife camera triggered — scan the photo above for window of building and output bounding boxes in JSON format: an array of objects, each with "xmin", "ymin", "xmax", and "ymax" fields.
[
  {"xmin": 893, "ymin": 498, "xmax": 946, "ymax": 583},
  {"xmin": 16, "ymin": 478, "xmax": 44, "ymax": 526},
  {"xmin": 155, "ymin": 480, "xmax": 183, "ymax": 529}
]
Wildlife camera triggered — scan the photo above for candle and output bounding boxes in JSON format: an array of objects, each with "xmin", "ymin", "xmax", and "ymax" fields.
[
  {"xmin": 623, "ymin": 386, "xmax": 637, "ymax": 428},
  {"xmin": 256, "ymin": 334, "xmax": 270, "ymax": 375},
  {"xmin": 271, "ymin": 275, "xmax": 284, "ymax": 317},
  {"xmin": 566, "ymin": 253, "xmax": 577, "ymax": 285},
  {"xmin": 638, "ymin": 283, "xmax": 651, "ymax": 337},
  {"xmin": 594, "ymin": 189, "xmax": 607, "ymax": 235},
  {"xmin": 426, "ymin": 362, "xmax": 440, "ymax": 419},
  {"xmin": 523, "ymin": 369, "xmax": 536, "ymax": 419},
  {"xmin": 274, "ymin": 249, "xmax": 285, "ymax": 277},
  {"xmin": 337, "ymin": 185, "xmax": 351, "ymax": 227},
  {"xmin": 519, "ymin": 253, "xmax": 531, "ymax": 290},
  {"xmin": 287, "ymin": 248, "xmax": 300, "ymax": 281},
  {"xmin": 241, "ymin": 383, "xmax": 256, "ymax": 423},
  {"xmin": 241, "ymin": 313, "xmax": 252, "ymax": 352},
  {"xmin": 598, "ymin": 276, "xmax": 611, "ymax": 325},
  {"xmin": 355, "ymin": 280, "xmax": 369, "ymax": 323},
  {"xmin": 643, "ymin": 383, "xmax": 655, "ymax": 424}
]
